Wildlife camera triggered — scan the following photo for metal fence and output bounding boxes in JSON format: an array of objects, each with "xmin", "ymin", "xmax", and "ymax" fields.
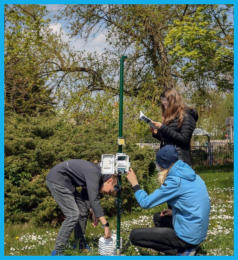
[
  {"xmin": 191, "ymin": 142, "xmax": 234, "ymax": 166},
  {"xmin": 137, "ymin": 140, "xmax": 234, "ymax": 167}
]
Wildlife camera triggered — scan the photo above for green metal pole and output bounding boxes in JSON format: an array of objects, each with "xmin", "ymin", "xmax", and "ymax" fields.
[
  {"xmin": 116, "ymin": 55, "xmax": 127, "ymax": 255},
  {"xmin": 118, "ymin": 56, "xmax": 127, "ymax": 151}
]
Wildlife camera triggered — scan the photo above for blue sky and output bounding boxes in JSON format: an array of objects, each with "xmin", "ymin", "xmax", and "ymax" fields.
[{"xmin": 45, "ymin": 4, "xmax": 109, "ymax": 54}]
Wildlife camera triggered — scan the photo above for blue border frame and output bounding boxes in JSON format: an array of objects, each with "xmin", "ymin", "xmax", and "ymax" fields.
[
  {"xmin": 0, "ymin": 1, "xmax": 236, "ymax": 259},
  {"xmin": 0, "ymin": 0, "xmax": 4, "ymax": 258},
  {"xmin": 234, "ymin": 0, "xmax": 237, "ymax": 258},
  {"xmin": 1, "ymin": 0, "xmax": 236, "ymax": 6},
  {"xmin": 0, "ymin": 0, "xmax": 236, "ymax": 4}
]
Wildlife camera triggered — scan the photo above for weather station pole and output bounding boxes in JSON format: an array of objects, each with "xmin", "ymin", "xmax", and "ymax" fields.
[{"xmin": 116, "ymin": 55, "xmax": 127, "ymax": 255}]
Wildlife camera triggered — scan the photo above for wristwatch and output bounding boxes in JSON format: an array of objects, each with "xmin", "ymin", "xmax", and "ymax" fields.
[{"xmin": 102, "ymin": 222, "xmax": 109, "ymax": 228}]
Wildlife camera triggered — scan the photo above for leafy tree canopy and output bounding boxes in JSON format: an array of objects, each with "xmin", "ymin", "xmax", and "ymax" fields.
[{"xmin": 59, "ymin": 4, "xmax": 233, "ymax": 102}]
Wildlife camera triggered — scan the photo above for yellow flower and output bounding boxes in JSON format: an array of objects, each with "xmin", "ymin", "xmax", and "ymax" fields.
[{"xmin": 16, "ymin": 236, "xmax": 19, "ymax": 240}]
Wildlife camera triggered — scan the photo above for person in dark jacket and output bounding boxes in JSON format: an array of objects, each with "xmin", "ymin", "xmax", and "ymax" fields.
[
  {"xmin": 46, "ymin": 159, "xmax": 117, "ymax": 256},
  {"xmin": 151, "ymin": 88, "xmax": 198, "ymax": 166},
  {"xmin": 126, "ymin": 145, "xmax": 210, "ymax": 256}
]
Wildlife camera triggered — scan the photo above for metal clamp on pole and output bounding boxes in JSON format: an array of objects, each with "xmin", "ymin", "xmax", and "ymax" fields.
[{"xmin": 117, "ymin": 137, "xmax": 125, "ymax": 146}]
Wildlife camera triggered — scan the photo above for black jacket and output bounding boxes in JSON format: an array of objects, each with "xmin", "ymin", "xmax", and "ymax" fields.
[
  {"xmin": 46, "ymin": 159, "xmax": 104, "ymax": 218},
  {"xmin": 153, "ymin": 108, "xmax": 198, "ymax": 165}
]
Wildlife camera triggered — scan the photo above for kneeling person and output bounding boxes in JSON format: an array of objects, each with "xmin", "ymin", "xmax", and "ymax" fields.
[{"xmin": 126, "ymin": 145, "xmax": 210, "ymax": 256}]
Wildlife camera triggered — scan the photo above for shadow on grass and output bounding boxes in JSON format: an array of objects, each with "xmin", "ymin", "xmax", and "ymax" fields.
[
  {"xmin": 137, "ymin": 246, "xmax": 208, "ymax": 256},
  {"xmin": 196, "ymin": 245, "xmax": 208, "ymax": 256}
]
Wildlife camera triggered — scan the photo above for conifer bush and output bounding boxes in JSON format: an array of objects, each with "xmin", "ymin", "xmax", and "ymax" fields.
[{"xmin": 5, "ymin": 112, "xmax": 157, "ymax": 225}]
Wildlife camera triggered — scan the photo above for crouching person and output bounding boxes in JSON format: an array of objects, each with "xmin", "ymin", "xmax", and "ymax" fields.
[
  {"xmin": 126, "ymin": 145, "xmax": 210, "ymax": 256},
  {"xmin": 46, "ymin": 159, "xmax": 117, "ymax": 256}
]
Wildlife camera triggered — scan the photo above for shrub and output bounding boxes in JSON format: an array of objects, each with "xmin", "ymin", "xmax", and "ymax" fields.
[{"xmin": 5, "ymin": 112, "xmax": 158, "ymax": 225}]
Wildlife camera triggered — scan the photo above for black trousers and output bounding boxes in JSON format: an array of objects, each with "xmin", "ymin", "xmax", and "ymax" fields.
[{"xmin": 130, "ymin": 212, "xmax": 195, "ymax": 255}]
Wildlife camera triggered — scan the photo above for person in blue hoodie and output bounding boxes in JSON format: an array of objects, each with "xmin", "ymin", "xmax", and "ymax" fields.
[{"xmin": 126, "ymin": 145, "xmax": 210, "ymax": 256}]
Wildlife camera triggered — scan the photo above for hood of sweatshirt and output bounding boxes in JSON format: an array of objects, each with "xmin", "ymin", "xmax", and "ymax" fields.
[{"xmin": 168, "ymin": 160, "xmax": 196, "ymax": 181}]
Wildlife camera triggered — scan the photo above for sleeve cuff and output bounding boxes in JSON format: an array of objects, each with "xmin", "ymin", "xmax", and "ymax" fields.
[
  {"xmin": 159, "ymin": 124, "xmax": 166, "ymax": 131},
  {"xmin": 132, "ymin": 184, "xmax": 141, "ymax": 192}
]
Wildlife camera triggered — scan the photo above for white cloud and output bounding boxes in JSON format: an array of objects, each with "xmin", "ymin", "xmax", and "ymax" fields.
[
  {"xmin": 48, "ymin": 22, "xmax": 108, "ymax": 54},
  {"xmin": 48, "ymin": 22, "xmax": 72, "ymax": 45},
  {"xmin": 48, "ymin": 23, "xmax": 62, "ymax": 35},
  {"xmin": 46, "ymin": 4, "xmax": 64, "ymax": 12},
  {"xmin": 72, "ymin": 31, "xmax": 107, "ymax": 54},
  {"xmin": 45, "ymin": 5, "xmax": 108, "ymax": 55}
]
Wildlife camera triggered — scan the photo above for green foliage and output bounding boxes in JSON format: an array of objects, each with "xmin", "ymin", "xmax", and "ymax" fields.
[
  {"xmin": 4, "ymin": 85, "xmax": 233, "ymax": 226},
  {"xmin": 4, "ymin": 4, "xmax": 57, "ymax": 115},
  {"xmin": 164, "ymin": 5, "xmax": 233, "ymax": 91},
  {"xmin": 61, "ymin": 4, "xmax": 233, "ymax": 101},
  {"xmin": 4, "ymin": 168, "xmax": 234, "ymax": 256},
  {"xmin": 4, "ymin": 4, "xmax": 233, "ymax": 229},
  {"xmin": 195, "ymin": 91, "xmax": 233, "ymax": 138},
  {"xmin": 4, "ymin": 108, "xmax": 158, "ymax": 225}
]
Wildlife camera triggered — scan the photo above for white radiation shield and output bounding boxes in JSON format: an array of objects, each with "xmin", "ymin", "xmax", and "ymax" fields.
[
  {"xmin": 100, "ymin": 154, "xmax": 115, "ymax": 175},
  {"xmin": 100, "ymin": 153, "xmax": 130, "ymax": 175},
  {"xmin": 115, "ymin": 153, "xmax": 130, "ymax": 174}
]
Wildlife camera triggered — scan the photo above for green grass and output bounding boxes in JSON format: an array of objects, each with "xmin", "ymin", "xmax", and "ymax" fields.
[{"xmin": 4, "ymin": 165, "xmax": 234, "ymax": 256}]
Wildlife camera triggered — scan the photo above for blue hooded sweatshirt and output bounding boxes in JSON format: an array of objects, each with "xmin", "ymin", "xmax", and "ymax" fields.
[{"xmin": 134, "ymin": 160, "xmax": 210, "ymax": 245}]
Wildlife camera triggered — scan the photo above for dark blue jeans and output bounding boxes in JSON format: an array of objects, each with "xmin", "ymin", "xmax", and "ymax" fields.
[{"xmin": 46, "ymin": 180, "xmax": 90, "ymax": 254}]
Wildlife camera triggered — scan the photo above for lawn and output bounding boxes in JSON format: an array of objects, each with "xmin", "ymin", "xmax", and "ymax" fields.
[{"xmin": 4, "ymin": 165, "xmax": 234, "ymax": 256}]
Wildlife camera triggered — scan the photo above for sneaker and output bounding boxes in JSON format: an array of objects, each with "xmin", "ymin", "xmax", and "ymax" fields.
[
  {"xmin": 85, "ymin": 244, "xmax": 91, "ymax": 251},
  {"xmin": 73, "ymin": 242, "xmax": 91, "ymax": 251},
  {"xmin": 177, "ymin": 247, "xmax": 197, "ymax": 256},
  {"xmin": 51, "ymin": 250, "xmax": 56, "ymax": 256},
  {"xmin": 79, "ymin": 243, "xmax": 91, "ymax": 251},
  {"xmin": 51, "ymin": 250, "xmax": 64, "ymax": 256}
]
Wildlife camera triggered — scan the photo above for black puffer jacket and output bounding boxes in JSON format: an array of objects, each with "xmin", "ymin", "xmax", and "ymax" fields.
[{"xmin": 152, "ymin": 108, "xmax": 198, "ymax": 165}]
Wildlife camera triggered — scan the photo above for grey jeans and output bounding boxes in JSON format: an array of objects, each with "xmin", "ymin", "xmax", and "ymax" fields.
[{"xmin": 46, "ymin": 180, "xmax": 90, "ymax": 254}]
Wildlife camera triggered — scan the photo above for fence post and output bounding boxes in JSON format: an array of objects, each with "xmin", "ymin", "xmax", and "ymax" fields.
[{"xmin": 207, "ymin": 136, "xmax": 212, "ymax": 166}]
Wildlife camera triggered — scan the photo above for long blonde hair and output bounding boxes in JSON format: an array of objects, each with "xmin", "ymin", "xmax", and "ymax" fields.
[
  {"xmin": 160, "ymin": 88, "xmax": 185, "ymax": 128},
  {"xmin": 157, "ymin": 164, "xmax": 174, "ymax": 185},
  {"xmin": 158, "ymin": 169, "xmax": 169, "ymax": 185}
]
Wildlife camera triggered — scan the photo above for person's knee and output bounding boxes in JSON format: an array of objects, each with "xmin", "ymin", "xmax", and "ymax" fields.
[
  {"xmin": 129, "ymin": 229, "xmax": 138, "ymax": 244},
  {"xmin": 66, "ymin": 210, "xmax": 80, "ymax": 223}
]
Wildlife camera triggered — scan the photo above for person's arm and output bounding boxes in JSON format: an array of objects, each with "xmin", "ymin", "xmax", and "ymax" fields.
[
  {"xmin": 90, "ymin": 208, "xmax": 99, "ymax": 227},
  {"xmin": 156, "ymin": 115, "xmax": 196, "ymax": 147},
  {"xmin": 84, "ymin": 173, "xmax": 111, "ymax": 238},
  {"xmin": 152, "ymin": 132, "xmax": 162, "ymax": 141},
  {"xmin": 85, "ymin": 181, "xmax": 104, "ymax": 218},
  {"xmin": 127, "ymin": 168, "xmax": 180, "ymax": 209},
  {"xmin": 150, "ymin": 122, "xmax": 162, "ymax": 141},
  {"xmin": 160, "ymin": 209, "xmax": 172, "ymax": 216},
  {"xmin": 84, "ymin": 172, "xmax": 105, "ymax": 219},
  {"xmin": 89, "ymin": 212, "xmax": 111, "ymax": 238},
  {"xmin": 99, "ymin": 216, "xmax": 111, "ymax": 238},
  {"xmin": 86, "ymin": 188, "xmax": 111, "ymax": 238}
]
